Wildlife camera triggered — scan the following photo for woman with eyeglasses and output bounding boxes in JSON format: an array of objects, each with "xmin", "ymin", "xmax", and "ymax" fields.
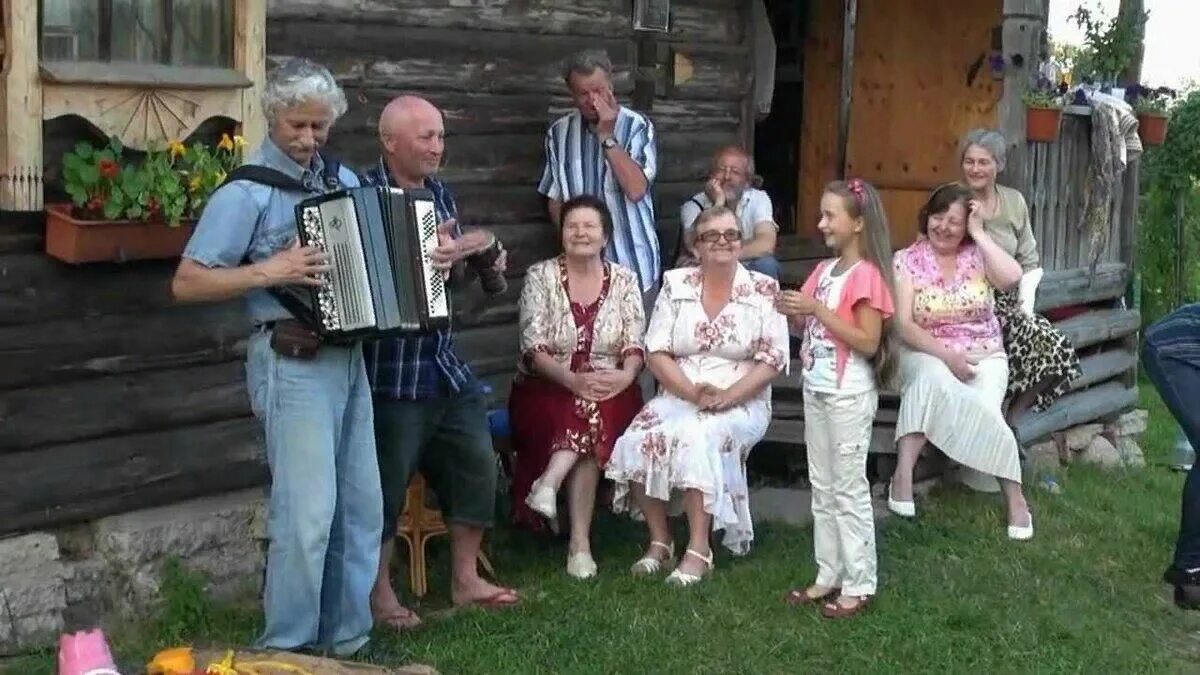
[{"xmin": 605, "ymin": 206, "xmax": 790, "ymax": 586}]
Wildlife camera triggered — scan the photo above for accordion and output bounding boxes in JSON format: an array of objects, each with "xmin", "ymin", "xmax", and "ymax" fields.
[{"xmin": 291, "ymin": 186, "xmax": 451, "ymax": 340}]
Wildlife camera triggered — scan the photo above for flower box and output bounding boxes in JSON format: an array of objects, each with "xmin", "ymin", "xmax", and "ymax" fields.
[
  {"xmin": 1136, "ymin": 111, "xmax": 1169, "ymax": 146},
  {"xmin": 1025, "ymin": 106, "xmax": 1063, "ymax": 143},
  {"xmin": 44, "ymin": 203, "xmax": 195, "ymax": 264}
]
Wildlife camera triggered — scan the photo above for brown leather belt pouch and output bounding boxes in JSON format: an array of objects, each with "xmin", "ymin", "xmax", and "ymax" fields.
[{"xmin": 269, "ymin": 319, "xmax": 322, "ymax": 360}]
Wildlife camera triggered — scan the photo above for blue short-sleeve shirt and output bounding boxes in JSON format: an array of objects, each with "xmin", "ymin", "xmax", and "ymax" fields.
[{"xmin": 181, "ymin": 138, "xmax": 361, "ymax": 326}]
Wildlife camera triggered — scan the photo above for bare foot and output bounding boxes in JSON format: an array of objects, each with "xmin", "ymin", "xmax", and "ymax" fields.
[
  {"xmin": 452, "ymin": 574, "xmax": 521, "ymax": 608},
  {"xmin": 371, "ymin": 587, "xmax": 421, "ymax": 632}
]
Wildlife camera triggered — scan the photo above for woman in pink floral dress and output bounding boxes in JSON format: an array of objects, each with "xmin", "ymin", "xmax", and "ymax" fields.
[{"xmin": 605, "ymin": 206, "xmax": 790, "ymax": 586}]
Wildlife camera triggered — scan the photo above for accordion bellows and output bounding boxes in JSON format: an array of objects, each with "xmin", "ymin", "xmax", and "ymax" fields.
[{"xmin": 294, "ymin": 186, "xmax": 451, "ymax": 340}]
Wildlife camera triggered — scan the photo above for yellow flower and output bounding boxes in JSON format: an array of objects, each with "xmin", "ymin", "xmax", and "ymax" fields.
[
  {"xmin": 189, "ymin": 176, "xmax": 202, "ymax": 194},
  {"xmin": 233, "ymin": 134, "xmax": 247, "ymax": 149},
  {"xmin": 217, "ymin": 133, "xmax": 234, "ymax": 152},
  {"xmin": 168, "ymin": 139, "xmax": 186, "ymax": 159}
]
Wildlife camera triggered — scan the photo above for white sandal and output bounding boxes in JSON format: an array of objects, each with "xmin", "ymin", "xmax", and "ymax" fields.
[
  {"xmin": 525, "ymin": 479, "xmax": 557, "ymax": 521},
  {"xmin": 665, "ymin": 548, "xmax": 714, "ymax": 587},
  {"xmin": 630, "ymin": 540, "xmax": 674, "ymax": 577}
]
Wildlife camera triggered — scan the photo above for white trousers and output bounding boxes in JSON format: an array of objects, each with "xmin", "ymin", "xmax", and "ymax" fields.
[{"xmin": 804, "ymin": 387, "xmax": 879, "ymax": 596}]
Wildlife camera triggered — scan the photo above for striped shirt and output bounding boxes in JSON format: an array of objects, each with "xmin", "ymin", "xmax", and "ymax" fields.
[
  {"xmin": 360, "ymin": 158, "xmax": 477, "ymax": 400},
  {"xmin": 537, "ymin": 106, "xmax": 661, "ymax": 292}
]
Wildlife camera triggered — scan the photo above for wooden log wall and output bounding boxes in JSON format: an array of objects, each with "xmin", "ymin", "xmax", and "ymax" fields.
[
  {"xmin": 1021, "ymin": 108, "xmax": 1140, "ymax": 272},
  {"xmin": 0, "ymin": 1, "xmax": 755, "ymax": 536},
  {"xmin": 266, "ymin": 0, "xmax": 752, "ymax": 391}
]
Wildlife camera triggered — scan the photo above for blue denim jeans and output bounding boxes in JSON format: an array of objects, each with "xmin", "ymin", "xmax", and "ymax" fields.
[
  {"xmin": 244, "ymin": 330, "xmax": 383, "ymax": 655},
  {"xmin": 743, "ymin": 255, "xmax": 781, "ymax": 280},
  {"xmin": 1141, "ymin": 303, "xmax": 1200, "ymax": 570}
]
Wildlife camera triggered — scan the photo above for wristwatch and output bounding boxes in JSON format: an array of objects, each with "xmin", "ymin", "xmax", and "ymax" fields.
[{"xmin": 601, "ymin": 136, "xmax": 618, "ymax": 150}]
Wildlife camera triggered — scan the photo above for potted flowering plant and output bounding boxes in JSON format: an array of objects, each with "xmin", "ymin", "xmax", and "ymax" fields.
[
  {"xmin": 46, "ymin": 133, "xmax": 246, "ymax": 264},
  {"xmin": 1023, "ymin": 79, "xmax": 1067, "ymax": 143},
  {"xmin": 1127, "ymin": 84, "xmax": 1177, "ymax": 146}
]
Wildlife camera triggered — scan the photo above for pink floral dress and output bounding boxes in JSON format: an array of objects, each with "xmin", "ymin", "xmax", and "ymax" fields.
[
  {"xmin": 604, "ymin": 265, "xmax": 789, "ymax": 555},
  {"xmin": 895, "ymin": 238, "xmax": 1003, "ymax": 356}
]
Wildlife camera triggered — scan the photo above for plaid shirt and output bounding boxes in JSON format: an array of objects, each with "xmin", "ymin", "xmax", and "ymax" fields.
[{"xmin": 360, "ymin": 159, "xmax": 477, "ymax": 400}]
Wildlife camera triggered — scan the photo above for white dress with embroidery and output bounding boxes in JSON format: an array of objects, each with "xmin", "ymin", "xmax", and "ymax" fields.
[{"xmin": 605, "ymin": 265, "xmax": 790, "ymax": 555}]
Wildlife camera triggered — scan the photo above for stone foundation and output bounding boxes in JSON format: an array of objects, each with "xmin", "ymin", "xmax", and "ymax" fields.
[
  {"xmin": 0, "ymin": 489, "xmax": 267, "ymax": 655},
  {"xmin": 1026, "ymin": 408, "xmax": 1149, "ymax": 474}
]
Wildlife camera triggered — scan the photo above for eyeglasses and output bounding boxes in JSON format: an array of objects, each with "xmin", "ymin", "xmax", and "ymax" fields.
[{"xmin": 696, "ymin": 229, "xmax": 741, "ymax": 244}]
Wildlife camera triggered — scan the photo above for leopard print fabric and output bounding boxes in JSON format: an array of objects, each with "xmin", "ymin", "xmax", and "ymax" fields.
[{"xmin": 993, "ymin": 288, "xmax": 1082, "ymax": 412}]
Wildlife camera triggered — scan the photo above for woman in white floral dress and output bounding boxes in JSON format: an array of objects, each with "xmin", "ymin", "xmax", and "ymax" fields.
[{"xmin": 606, "ymin": 206, "xmax": 790, "ymax": 586}]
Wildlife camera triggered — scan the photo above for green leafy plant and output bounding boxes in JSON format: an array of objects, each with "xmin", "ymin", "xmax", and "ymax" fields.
[
  {"xmin": 1023, "ymin": 87, "xmax": 1065, "ymax": 109},
  {"xmin": 1068, "ymin": 2, "xmax": 1149, "ymax": 83},
  {"xmin": 60, "ymin": 132, "xmax": 245, "ymax": 227},
  {"xmin": 1128, "ymin": 84, "xmax": 1177, "ymax": 116},
  {"xmin": 1138, "ymin": 87, "xmax": 1200, "ymax": 324}
]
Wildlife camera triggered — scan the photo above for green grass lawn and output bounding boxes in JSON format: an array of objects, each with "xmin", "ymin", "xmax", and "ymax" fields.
[{"xmin": 8, "ymin": 383, "xmax": 1200, "ymax": 674}]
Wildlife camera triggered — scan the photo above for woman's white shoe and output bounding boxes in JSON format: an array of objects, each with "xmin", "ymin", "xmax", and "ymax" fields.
[
  {"xmin": 525, "ymin": 480, "xmax": 557, "ymax": 521},
  {"xmin": 665, "ymin": 548, "xmax": 713, "ymax": 587},
  {"xmin": 567, "ymin": 552, "xmax": 598, "ymax": 579},
  {"xmin": 630, "ymin": 541, "xmax": 674, "ymax": 577},
  {"xmin": 887, "ymin": 481, "xmax": 916, "ymax": 517},
  {"xmin": 1007, "ymin": 512, "xmax": 1034, "ymax": 541}
]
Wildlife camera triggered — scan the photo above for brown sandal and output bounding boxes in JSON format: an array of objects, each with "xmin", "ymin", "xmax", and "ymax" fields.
[
  {"xmin": 784, "ymin": 585, "xmax": 840, "ymax": 606},
  {"xmin": 820, "ymin": 594, "xmax": 873, "ymax": 618}
]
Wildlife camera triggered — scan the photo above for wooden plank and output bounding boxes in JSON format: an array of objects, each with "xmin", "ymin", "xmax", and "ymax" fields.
[
  {"xmin": 1067, "ymin": 348, "xmax": 1136, "ymax": 393},
  {"xmin": 265, "ymin": 0, "xmax": 745, "ymax": 45},
  {"xmin": 798, "ymin": 0, "xmax": 842, "ymax": 239},
  {"xmin": 0, "ymin": 362, "xmax": 249, "ymax": 452},
  {"xmin": 1014, "ymin": 380, "xmax": 1138, "ymax": 444},
  {"xmin": 268, "ymin": 22, "xmax": 748, "ymax": 101},
  {"xmin": 338, "ymin": 90, "xmax": 741, "ymax": 137},
  {"xmin": 1033, "ymin": 263, "xmax": 1129, "ymax": 311},
  {"xmin": 0, "ymin": 253, "xmax": 179, "ymax": 326},
  {"xmin": 1054, "ymin": 308, "xmax": 1140, "ymax": 351},
  {"xmin": 332, "ymin": 129, "xmax": 737, "ymax": 187},
  {"xmin": 0, "ymin": 417, "xmax": 267, "ymax": 536},
  {"xmin": 763, "ymin": 417, "xmax": 897, "ymax": 454},
  {"xmin": 0, "ymin": 304, "xmax": 248, "ymax": 391}
]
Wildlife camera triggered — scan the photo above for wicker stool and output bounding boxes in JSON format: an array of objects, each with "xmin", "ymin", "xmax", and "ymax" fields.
[{"xmin": 395, "ymin": 473, "xmax": 494, "ymax": 597}]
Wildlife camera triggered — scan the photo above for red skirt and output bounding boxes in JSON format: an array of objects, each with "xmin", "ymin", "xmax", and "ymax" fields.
[{"xmin": 507, "ymin": 373, "xmax": 643, "ymax": 533}]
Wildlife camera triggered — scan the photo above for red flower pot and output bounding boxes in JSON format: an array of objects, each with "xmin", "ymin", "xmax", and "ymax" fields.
[
  {"xmin": 1025, "ymin": 106, "xmax": 1062, "ymax": 143},
  {"xmin": 44, "ymin": 203, "xmax": 195, "ymax": 264},
  {"xmin": 1137, "ymin": 112, "xmax": 1169, "ymax": 146}
]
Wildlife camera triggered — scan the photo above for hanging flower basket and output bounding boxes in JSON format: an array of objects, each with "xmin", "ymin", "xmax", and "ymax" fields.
[
  {"xmin": 1136, "ymin": 111, "xmax": 1169, "ymax": 146},
  {"xmin": 44, "ymin": 203, "xmax": 196, "ymax": 264},
  {"xmin": 1025, "ymin": 106, "xmax": 1063, "ymax": 143},
  {"xmin": 46, "ymin": 133, "xmax": 245, "ymax": 264}
]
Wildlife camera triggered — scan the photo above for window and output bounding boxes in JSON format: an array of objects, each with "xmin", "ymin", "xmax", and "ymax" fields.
[{"xmin": 39, "ymin": 0, "xmax": 233, "ymax": 68}]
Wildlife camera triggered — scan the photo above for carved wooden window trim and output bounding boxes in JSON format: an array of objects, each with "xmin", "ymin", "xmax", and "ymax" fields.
[{"xmin": 1, "ymin": 0, "xmax": 265, "ymax": 212}]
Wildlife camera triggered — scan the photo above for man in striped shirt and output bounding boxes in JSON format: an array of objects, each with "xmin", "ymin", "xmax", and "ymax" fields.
[
  {"xmin": 363, "ymin": 95, "xmax": 520, "ymax": 631},
  {"xmin": 537, "ymin": 49, "xmax": 662, "ymax": 302}
]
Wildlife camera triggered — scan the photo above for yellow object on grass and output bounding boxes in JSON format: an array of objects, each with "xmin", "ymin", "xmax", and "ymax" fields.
[
  {"xmin": 205, "ymin": 648, "xmax": 316, "ymax": 675},
  {"xmin": 147, "ymin": 646, "xmax": 195, "ymax": 674}
]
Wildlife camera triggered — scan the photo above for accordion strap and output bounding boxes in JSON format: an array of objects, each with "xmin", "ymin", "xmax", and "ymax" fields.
[{"xmin": 223, "ymin": 152, "xmax": 358, "ymax": 336}]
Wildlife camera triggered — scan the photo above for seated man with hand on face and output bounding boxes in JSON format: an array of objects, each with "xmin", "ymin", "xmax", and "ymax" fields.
[{"xmin": 677, "ymin": 145, "xmax": 780, "ymax": 280}]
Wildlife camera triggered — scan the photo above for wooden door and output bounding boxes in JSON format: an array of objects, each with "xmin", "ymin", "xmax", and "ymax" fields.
[
  {"xmin": 798, "ymin": 0, "xmax": 1002, "ymax": 249},
  {"xmin": 845, "ymin": 0, "xmax": 1002, "ymax": 247}
]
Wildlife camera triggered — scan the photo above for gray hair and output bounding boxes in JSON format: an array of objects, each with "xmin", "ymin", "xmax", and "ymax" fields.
[
  {"xmin": 959, "ymin": 128, "xmax": 1008, "ymax": 172},
  {"xmin": 261, "ymin": 57, "xmax": 349, "ymax": 123},
  {"xmin": 562, "ymin": 49, "xmax": 613, "ymax": 86}
]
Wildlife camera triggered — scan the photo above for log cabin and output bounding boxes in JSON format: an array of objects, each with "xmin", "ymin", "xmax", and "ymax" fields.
[{"xmin": 0, "ymin": 0, "xmax": 1143, "ymax": 634}]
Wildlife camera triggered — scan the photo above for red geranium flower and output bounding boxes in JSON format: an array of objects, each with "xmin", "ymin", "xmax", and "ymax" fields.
[{"xmin": 98, "ymin": 158, "xmax": 119, "ymax": 179}]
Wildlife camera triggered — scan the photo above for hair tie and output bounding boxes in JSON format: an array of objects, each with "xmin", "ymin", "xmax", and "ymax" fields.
[{"xmin": 847, "ymin": 178, "xmax": 866, "ymax": 206}]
